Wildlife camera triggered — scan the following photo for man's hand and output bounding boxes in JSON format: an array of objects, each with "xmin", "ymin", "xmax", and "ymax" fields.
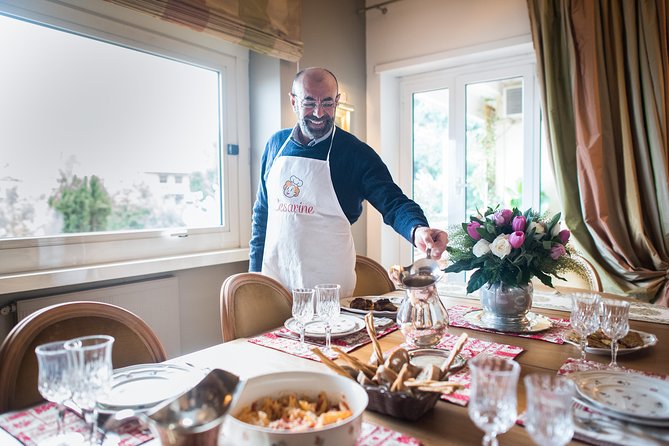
[{"xmin": 414, "ymin": 227, "xmax": 449, "ymax": 259}]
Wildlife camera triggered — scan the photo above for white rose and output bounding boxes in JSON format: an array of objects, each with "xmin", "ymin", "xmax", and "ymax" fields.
[
  {"xmin": 551, "ymin": 221, "xmax": 561, "ymax": 237},
  {"xmin": 472, "ymin": 239, "xmax": 491, "ymax": 257},
  {"xmin": 529, "ymin": 221, "xmax": 545, "ymax": 240},
  {"xmin": 490, "ymin": 234, "xmax": 511, "ymax": 259}
]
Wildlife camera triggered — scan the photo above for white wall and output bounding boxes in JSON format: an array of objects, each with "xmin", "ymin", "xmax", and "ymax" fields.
[{"xmin": 364, "ymin": 0, "xmax": 531, "ymax": 265}]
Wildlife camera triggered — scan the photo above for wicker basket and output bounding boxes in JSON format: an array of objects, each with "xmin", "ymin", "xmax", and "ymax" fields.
[{"xmin": 364, "ymin": 385, "xmax": 440, "ymax": 421}]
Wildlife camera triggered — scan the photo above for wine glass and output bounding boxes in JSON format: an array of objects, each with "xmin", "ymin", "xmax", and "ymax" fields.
[
  {"xmin": 34, "ymin": 341, "xmax": 85, "ymax": 446},
  {"xmin": 599, "ymin": 298, "xmax": 630, "ymax": 368},
  {"xmin": 523, "ymin": 373, "xmax": 575, "ymax": 446},
  {"xmin": 292, "ymin": 288, "xmax": 315, "ymax": 352},
  {"xmin": 314, "ymin": 283, "xmax": 341, "ymax": 353},
  {"xmin": 468, "ymin": 355, "xmax": 520, "ymax": 446},
  {"xmin": 569, "ymin": 293, "xmax": 600, "ymax": 362},
  {"xmin": 65, "ymin": 335, "xmax": 114, "ymax": 445}
]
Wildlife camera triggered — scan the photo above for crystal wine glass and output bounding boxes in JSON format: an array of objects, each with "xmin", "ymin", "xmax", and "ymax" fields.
[
  {"xmin": 523, "ymin": 373, "xmax": 575, "ymax": 446},
  {"xmin": 292, "ymin": 288, "xmax": 315, "ymax": 352},
  {"xmin": 314, "ymin": 283, "xmax": 341, "ymax": 354},
  {"xmin": 468, "ymin": 355, "xmax": 520, "ymax": 446},
  {"xmin": 569, "ymin": 293, "xmax": 600, "ymax": 362},
  {"xmin": 599, "ymin": 298, "xmax": 630, "ymax": 368},
  {"xmin": 65, "ymin": 335, "xmax": 115, "ymax": 445},
  {"xmin": 34, "ymin": 341, "xmax": 85, "ymax": 446}
]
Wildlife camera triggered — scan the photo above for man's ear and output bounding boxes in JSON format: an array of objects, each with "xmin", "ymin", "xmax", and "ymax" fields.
[{"xmin": 289, "ymin": 92, "xmax": 298, "ymax": 112}]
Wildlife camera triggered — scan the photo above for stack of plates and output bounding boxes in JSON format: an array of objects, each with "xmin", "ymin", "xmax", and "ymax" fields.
[{"xmin": 571, "ymin": 370, "xmax": 669, "ymax": 427}]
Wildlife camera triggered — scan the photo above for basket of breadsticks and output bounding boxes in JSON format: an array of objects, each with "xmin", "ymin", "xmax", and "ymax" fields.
[{"xmin": 312, "ymin": 313, "xmax": 468, "ymax": 421}]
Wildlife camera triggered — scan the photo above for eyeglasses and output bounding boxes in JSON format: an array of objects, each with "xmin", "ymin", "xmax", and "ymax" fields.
[{"xmin": 291, "ymin": 93, "xmax": 339, "ymax": 110}]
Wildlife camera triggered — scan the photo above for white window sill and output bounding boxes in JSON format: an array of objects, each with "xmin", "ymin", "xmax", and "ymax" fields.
[{"xmin": 0, "ymin": 248, "xmax": 249, "ymax": 295}]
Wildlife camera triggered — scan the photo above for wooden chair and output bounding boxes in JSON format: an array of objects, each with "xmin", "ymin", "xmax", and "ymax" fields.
[
  {"xmin": 220, "ymin": 272, "xmax": 292, "ymax": 342},
  {"xmin": 0, "ymin": 301, "xmax": 167, "ymax": 412},
  {"xmin": 352, "ymin": 255, "xmax": 396, "ymax": 297}
]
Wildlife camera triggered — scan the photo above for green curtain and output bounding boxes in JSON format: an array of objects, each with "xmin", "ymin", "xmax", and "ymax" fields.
[
  {"xmin": 105, "ymin": 0, "xmax": 303, "ymax": 61},
  {"xmin": 527, "ymin": 0, "xmax": 669, "ymax": 304}
]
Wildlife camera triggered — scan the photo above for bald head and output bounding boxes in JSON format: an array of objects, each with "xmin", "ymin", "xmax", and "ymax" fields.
[{"xmin": 292, "ymin": 67, "xmax": 339, "ymax": 97}]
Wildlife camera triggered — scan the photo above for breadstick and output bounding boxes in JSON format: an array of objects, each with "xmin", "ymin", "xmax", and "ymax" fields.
[
  {"xmin": 440, "ymin": 332, "xmax": 469, "ymax": 376},
  {"xmin": 332, "ymin": 346, "xmax": 377, "ymax": 377},
  {"xmin": 310, "ymin": 348, "xmax": 355, "ymax": 380},
  {"xmin": 364, "ymin": 312, "xmax": 385, "ymax": 365}
]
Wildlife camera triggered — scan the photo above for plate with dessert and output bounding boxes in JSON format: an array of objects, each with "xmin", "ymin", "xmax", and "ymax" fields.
[
  {"xmin": 564, "ymin": 328, "xmax": 657, "ymax": 355},
  {"xmin": 340, "ymin": 295, "xmax": 403, "ymax": 318}
]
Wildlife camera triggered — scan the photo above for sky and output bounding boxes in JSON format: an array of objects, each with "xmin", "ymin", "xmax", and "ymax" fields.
[{"xmin": 0, "ymin": 13, "xmax": 220, "ymax": 197}]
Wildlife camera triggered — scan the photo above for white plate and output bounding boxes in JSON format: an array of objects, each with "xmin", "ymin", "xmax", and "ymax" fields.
[
  {"xmin": 284, "ymin": 314, "xmax": 365, "ymax": 339},
  {"xmin": 563, "ymin": 329, "xmax": 657, "ymax": 355},
  {"xmin": 574, "ymin": 397, "xmax": 669, "ymax": 427},
  {"xmin": 571, "ymin": 370, "xmax": 669, "ymax": 420},
  {"xmin": 98, "ymin": 363, "xmax": 203, "ymax": 412},
  {"xmin": 339, "ymin": 295, "xmax": 403, "ymax": 317}
]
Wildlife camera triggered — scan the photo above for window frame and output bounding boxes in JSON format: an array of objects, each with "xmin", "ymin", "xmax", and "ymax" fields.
[
  {"xmin": 387, "ymin": 45, "xmax": 542, "ymax": 266},
  {"xmin": 0, "ymin": 0, "xmax": 251, "ymax": 283}
]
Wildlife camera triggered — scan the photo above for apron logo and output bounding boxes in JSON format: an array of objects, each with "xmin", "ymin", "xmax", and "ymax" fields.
[{"xmin": 282, "ymin": 175, "xmax": 303, "ymax": 198}]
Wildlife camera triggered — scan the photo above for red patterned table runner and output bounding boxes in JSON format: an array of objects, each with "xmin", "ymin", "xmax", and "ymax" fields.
[
  {"xmin": 248, "ymin": 322, "xmax": 398, "ymax": 361},
  {"xmin": 448, "ymin": 304, "xmax": 571, "ymax": 344},
  {"xmin": 0, "ymin": 402, "xmax": 151, "ymax": 446}
]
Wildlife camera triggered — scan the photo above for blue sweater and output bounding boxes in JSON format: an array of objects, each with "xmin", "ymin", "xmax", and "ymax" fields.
[{"xmin": 249, "ymin": 127, "xmax": 429, "ymax": 271}]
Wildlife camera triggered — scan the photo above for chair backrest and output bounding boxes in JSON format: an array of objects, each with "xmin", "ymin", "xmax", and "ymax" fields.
[
  {"xmin": 532, "ymin": 253, "xmax": 603, "ymax": 292},
  {"xmin": 220, "ymin": 272, "xmax": 293, "ymax": 342},
  {"xmin": 0, "ymin": 301, "xmax": 167, "ymax": 412},
  {"xmin": 352, "ymin": 255, "xmax": 396, "ymax": 297}
]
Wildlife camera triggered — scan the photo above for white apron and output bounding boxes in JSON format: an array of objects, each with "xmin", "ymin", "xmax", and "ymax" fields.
[{"xmin": 261, "ymin": 128, "xmax": 357, "ymax": 297}]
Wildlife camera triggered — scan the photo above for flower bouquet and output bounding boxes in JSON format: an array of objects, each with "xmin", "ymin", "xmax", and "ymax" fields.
[{"xmin": 444, "ymin": 206, "xmax": 584, "ymax": 294}]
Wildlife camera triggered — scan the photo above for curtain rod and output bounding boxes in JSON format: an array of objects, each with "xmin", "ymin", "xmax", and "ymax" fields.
[{"xmin": 357, "ymin": 0, "xmax": 405, "ymax": 15}]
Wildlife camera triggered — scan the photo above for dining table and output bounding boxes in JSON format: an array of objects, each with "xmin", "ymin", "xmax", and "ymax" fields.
[{"xmin": 1, "ymin": 284, "xmax": 667, "ymax": 445}]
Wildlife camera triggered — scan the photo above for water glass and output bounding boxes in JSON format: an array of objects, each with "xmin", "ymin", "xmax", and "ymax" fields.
[
  {"xmin": 65, "ymin": 335, "xmax": 115, "ymax": 445},
  {"xmin": 35, "ymin": 341, "xmax": 85, "ymax": 446},
  {"xmin": 569, "ymin": 293, "xmax": 600, "ymax": 361},
  {"xmin": 599, "ymin": 299, "xmax": 630, "ymax": 368},
  {"xmin": 468, "ymin": 355, "xmax": 520, "ymax": 446},
  {"xmin": 314, "ymin": 283, "xmax": 341, "ymax": 353},
  {"xmin": 292, "ymin": 288, "xmax": 315, "ymax": 352},
  {"xmin": 523, "ymin": 373, "xmax": 575, "ymax": 446}
]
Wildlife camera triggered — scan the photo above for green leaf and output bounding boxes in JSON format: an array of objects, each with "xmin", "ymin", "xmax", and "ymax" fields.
[
  {"xmin": 444, "ymin": 261, "xmax": 472, "ymax": 273},
  {"xmin": 534, "ymin": 269, "xmax": 554, "ymax": 288},
  {"xmin": 466, "ymin": 269, "xmax": 488, "ymax": 293}
]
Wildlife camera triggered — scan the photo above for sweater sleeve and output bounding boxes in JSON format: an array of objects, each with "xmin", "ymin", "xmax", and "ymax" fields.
[
  {"xmin": 358, "ymin": 145, "xmax": 429, "ymax": 241},
  {"xmin": 249, "ymin": 136, "xmax": 277, "ymax": 271}
]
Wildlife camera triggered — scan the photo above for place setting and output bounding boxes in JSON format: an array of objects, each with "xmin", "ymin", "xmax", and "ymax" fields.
[{"xmin": 248, "ymin": 283, "xmax": 398, "ymax": 361}]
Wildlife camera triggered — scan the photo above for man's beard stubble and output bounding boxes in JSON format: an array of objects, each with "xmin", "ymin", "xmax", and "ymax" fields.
[{"xmin": 298, "ymin": 114, "xmax": 334, "ymax": 141}]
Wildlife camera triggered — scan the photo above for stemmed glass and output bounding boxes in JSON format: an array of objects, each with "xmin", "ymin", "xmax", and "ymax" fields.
[
  {"xmin": 468, "ymin": 355, "xmax": 520, "ymax": 446},
  {"xmin": 65, "ymin": 335, "xmax": 115, "ymax": 445},
  {"xmin": 34, "ymin": 341, "xmax": 85, "ymax": 446},
  {"xmin": 569, "ymin": 293, "xmax": 600, "ymax": 362},
  {"xmin": 599, "ymin": 298, "xmax": 630, "ymax": 368},
  {"xmin": 314, "ymin": 283, "xmax": 341, "ymax": 354},
  {"xmin": 292, "ymin": 288, "xmax": 315, "ymax": 352},
  {"xmin": 523, "ymin": 373, "xmax": 575, "ymax": 446}
]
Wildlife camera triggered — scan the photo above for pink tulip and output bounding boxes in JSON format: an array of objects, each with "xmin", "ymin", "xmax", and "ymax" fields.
[
  {"xmin": 493, "ymin": 208, "xmax": 513, "ymax": 226},
  {"xmin": 550, "ymin": 244, "xmax": 566, "ymax": 260},
  {"xmin": 558, "ymin": 229, "xmax": 571, "ymax": 244},
  {"xmin": 467, "ymin": 221, "xmax": 482, "ymax": 240},
  {"xmin": 512, "ymin": 216, "xmax": 527, "ymax": 232},
  {"xmin": 509, "ymin": 231, "xmax": 525, "ymax": 249}
]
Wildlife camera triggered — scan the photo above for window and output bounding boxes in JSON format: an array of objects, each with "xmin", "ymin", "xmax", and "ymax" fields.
[
  {"xmin": 0, "ymin": 1, "xmax": 250, "ymax": 277},
  {"xmin": 400, "ymin": 52, "xmax": 559, "ymax": 262}
]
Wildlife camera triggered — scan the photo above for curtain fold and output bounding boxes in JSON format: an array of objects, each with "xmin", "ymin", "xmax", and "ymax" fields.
[
  {"xmin": 527, "ymin": 0, "xmax": 669, "ymax": 304},
  {"xmin": 105, "ymin": 0, "xmax": 303, "ymax": 61}
]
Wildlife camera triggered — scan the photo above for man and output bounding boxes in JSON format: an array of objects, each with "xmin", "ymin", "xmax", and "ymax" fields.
[{"xmin": 249, "ymin": 67, "xmax": 448, "ymax": 296}]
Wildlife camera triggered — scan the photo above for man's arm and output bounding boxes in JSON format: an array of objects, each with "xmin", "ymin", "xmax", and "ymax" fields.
[{"xmin": 248, "ymin": 141, "xmax": 273, "ymax": 272}]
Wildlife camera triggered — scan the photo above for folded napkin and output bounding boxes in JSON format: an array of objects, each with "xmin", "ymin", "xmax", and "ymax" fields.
[{"xmin": 356, "ymin": 421, "xmax": 422, "ymax": 445}]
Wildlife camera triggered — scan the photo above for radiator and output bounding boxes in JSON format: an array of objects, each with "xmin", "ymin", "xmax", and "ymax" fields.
[{"xmin": 15, "ymin": 276, "xmax": 181, "ymax": 358}]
